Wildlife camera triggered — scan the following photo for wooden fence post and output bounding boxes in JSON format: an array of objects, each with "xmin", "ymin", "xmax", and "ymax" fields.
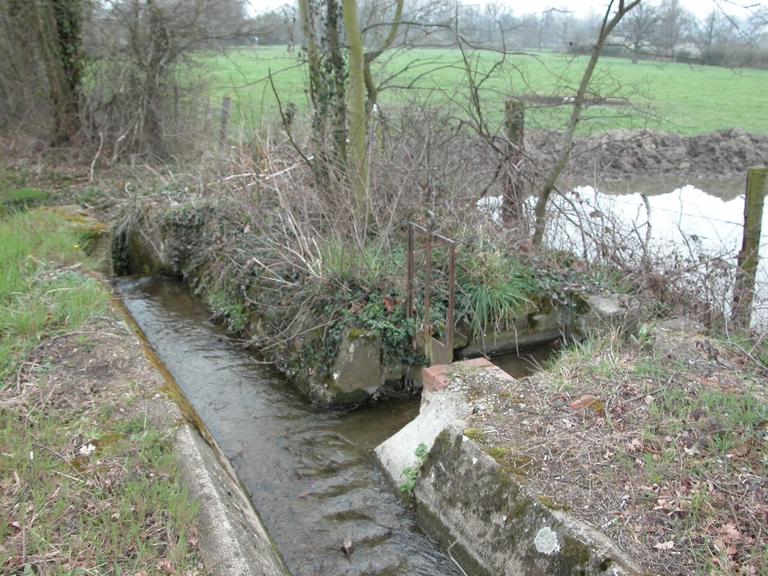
[
  {"xmin": 503, "ymin": 97, "xmax": 525, "ymax": 224},
  {"xmin": 732, "ymin": 166, "xmax": 767, "ymax": 328}
]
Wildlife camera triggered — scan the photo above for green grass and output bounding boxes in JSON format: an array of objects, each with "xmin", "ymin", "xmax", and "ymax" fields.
[
  {"xmin": 456, "ymin": 249, "xmax": 536, "ymax": 337},
  {"xmin": 0, "ymin": 207, "xmax": 205, "ymax": 574},
  {"xmin": 0, "ymin": 187, "xmax": 49, "ymax": 216},
  {"xmin": 0, "ymin": 209, "xmax": 107, "ymax": 384},
  {"xmin": 201, "ymin": 46, "xmax": 768, "ymax": 137},
  {"xmin": 0, "ymin": 406, "xmax": 201, "ymax": 574}
]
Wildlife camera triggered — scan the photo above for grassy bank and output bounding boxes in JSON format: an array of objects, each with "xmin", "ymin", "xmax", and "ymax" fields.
[
  {"xmin": 202, "ymin": 46, "xmax": 768, "ymax": 137},
  {"xmin": 0, "ymin": 209, "xmax": 205, "ymax": 574}
]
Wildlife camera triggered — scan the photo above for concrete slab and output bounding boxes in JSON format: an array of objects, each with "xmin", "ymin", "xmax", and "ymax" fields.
[{"xmin": 375, "ymin": 391, "xmax": 471, "ymax": 488}]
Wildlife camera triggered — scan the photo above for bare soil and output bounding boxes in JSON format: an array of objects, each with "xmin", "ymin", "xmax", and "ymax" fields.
[
  {"xmin": 452, "ymin": 322, "xmax": 768, "ymax": 576},
  {"xmin": 527, "ymin": 127, "xmax": 768, "ymax": 182},
  {"xmin": 0, "ymin": 315, "xmax": 206, "ymax": 574}
]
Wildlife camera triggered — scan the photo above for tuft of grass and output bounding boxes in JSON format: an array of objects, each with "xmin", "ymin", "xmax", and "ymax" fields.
[
  {"xmin": 457, "ymin": 249, "xmax": 536, "ymax": 337},
  {"xmin": 0, "ymin": 210, "xmax": 107, "ymax": 383},
  {"xmin": 318, "ymin": 238, "xmax": 405, "ymax": 287}
]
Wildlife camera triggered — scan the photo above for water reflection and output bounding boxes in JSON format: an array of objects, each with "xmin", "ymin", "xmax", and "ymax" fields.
[{"xmin": 550, "ymin": 176, "xmax": 768, "ymax": 325}]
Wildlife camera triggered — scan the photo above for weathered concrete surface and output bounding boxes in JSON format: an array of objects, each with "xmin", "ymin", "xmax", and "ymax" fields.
[
  {"xmin": 374, "ymin": 390, "xmax": 471, "ymax": 490},
  {"xmin": 319, "ymin": 329, "xmax": 382, "ymax": 404},
  {"xmin": 375, "ymin": 360, "xmax": 643, "ymax": 576},
  {"xmin": 176, "ymin": 426, "xmax": 289, "ymax": 576},
  {"xmin": 417, "ymin": 425, "xmax": 643, "ymax": 576},
  {"xmin": 456, "ymin": 304, "xmax": 563, "ymax": 358},
  {"xmin": 457, "ymin": 294, "xmax": 642, "ymax": 359},
  {"xmin": 571, "ymin": 294, "xmax": 641, "ymax": 340}
]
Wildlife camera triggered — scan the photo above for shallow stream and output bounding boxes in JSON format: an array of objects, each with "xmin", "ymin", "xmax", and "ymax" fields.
[{"xmin": 117, "ymin": 275, "xmax": 467, "ymax": 576}]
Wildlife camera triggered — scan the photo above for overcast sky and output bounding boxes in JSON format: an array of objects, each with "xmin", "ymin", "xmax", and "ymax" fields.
[{"xmin": 248, "ymin": 0, "xmax": 753, "ymax": 20}]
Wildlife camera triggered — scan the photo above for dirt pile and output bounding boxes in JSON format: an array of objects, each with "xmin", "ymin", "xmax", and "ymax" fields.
[{"xmin": 527, "ymin": 128, "xmax": 768, "ymax": 181}]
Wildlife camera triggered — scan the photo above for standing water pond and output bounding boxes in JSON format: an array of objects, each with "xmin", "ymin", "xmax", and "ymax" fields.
[{"xmin": 117, "ymin": 276, "xmax": 465, "ymax": 576}]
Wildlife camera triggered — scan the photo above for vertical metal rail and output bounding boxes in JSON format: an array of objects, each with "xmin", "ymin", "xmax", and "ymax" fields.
[{"xmin": 406, "ymin": 222, "xmax": 455, "ymax": 365}]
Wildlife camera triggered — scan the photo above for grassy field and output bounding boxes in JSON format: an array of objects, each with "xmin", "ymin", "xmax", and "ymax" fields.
[{"xmin": 201, "ymin": 46, "xmax": 768, "ymax": 138}]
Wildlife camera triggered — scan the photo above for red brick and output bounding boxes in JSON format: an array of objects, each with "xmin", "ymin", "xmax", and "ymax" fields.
[
  {"xmin": 433, "ymin": 374, "xmax": 451, "ymax": 391},
  {"xmin": 422, "ymin": 364, "xmax": 448, "ymax": 392}
]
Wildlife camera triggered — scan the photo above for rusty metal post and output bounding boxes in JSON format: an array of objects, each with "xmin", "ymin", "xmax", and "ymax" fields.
[
  {"xmin": 407, "ymin": 223, "xmax": 415, "ymax": 318},
  {"xmin": 405, "ymin": 222, "xmax": 456, "ymax": 365},
  {"xmin": 446, "ymin": 241, "xmax": 455, "ymax": 355}
]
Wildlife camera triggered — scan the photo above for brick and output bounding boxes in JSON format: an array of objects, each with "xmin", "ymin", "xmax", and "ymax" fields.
[
  {"xmin": 422, "ymin": 364, "xmax": 449, "ymax": 392},
  {"xmin": 433, "ymin": 373, "xmax": 451, "ymax": 391}
]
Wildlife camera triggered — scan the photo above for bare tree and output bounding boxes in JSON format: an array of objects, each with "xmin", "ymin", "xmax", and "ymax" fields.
[
  {"xmin": 19, "ymin": 0, "xmax": 86, "ymax": 144},
  {"xmin": 653, "ymin": 0, "xmax": 692, "ymax": 58},
  {"xmin": 692, "ymin": 10, "xmax": 738, "ymax": 65},
  {"xmin": 88, "ymin": 0, "xmax": 255, "ymax": 157},
  {"xmin": 618, "ymin": 1, "xmax": 660, "ymax": 63},
  {"xmin": 532, "ymin": 0, "xmax": 641, "ymax": 245},
  {"xmin": 298, "ymin": 0, "xmax": 405, "ymax": 221}
]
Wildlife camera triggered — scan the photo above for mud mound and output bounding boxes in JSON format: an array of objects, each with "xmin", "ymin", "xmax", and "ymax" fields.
[{"xmin": 526, "ymin": 128, "xmax": 768, "ymax": 181}]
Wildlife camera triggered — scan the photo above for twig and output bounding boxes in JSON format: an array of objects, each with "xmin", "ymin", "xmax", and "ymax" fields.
[
  {"xmin": 446, "ymin": 540, "xmax": 469, "ymax": 576},
  {"xmin": 31, "ymin": 443, "xmax": 85, "ymax": 480},
  {"xmin": 90, "ymin": 131, "xmax": 104, "ymax": 183},
  {"xmin": 268, "ymin": 69, "xmax": 313, "ymax": 170}
]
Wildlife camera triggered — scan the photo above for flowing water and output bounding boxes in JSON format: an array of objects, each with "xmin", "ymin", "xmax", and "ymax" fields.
[{"xmin": 117, "ymin": 276, "xmax": 464, "ymax": 576}]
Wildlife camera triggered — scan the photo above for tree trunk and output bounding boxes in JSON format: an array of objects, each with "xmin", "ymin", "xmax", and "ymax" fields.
[
  {"xmin": 29, "ymin": 0, "xmax": 83, "ymax": 145},
  {"xmin": 342, "ymin": 0, "xmax": 368, "ymax": 223}
]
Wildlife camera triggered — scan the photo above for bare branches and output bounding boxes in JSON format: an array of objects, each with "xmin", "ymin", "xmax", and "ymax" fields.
[{"xmin": 531, "ymin": 0, "xmax": 640, "ymax": 245}]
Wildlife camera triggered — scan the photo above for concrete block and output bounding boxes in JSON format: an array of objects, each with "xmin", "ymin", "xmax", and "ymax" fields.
[{"xmin": 415, "ymin": 425, "xmax": 644, "ymax": 576}]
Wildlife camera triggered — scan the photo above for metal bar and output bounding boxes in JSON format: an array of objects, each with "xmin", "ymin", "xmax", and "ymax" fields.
[
  {"xmin": 446, "ymin": 241, "xmax": 455, "ymax": 355},
  {"xmin": 424, "ymin": 223, "xmax": 432, "ymax": 361},
  {"xmin": 405, "ymin": 221, "xmax": 456, "ymax": 366},
  {"xmin": 407, "ymin": 223, "xmax": 415, "ymax": 319}
]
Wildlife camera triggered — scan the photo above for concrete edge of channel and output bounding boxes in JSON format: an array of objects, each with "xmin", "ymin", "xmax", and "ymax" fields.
[
  {"xmin": 113, "ymin": 295, "xmax": 288, "ymax": 575},
  {"xmin": 374, "ymin": 359, "xmax": 644, "ymax": 576},
  {"xmin": 175, "ymin": 423, "xmax": 289, "ymax": 576}
]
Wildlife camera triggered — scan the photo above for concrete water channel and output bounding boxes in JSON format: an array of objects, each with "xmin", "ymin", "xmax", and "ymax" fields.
[{"xmin": 118, "ymin": 275, "xmax": 471, "ymax": 575}]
